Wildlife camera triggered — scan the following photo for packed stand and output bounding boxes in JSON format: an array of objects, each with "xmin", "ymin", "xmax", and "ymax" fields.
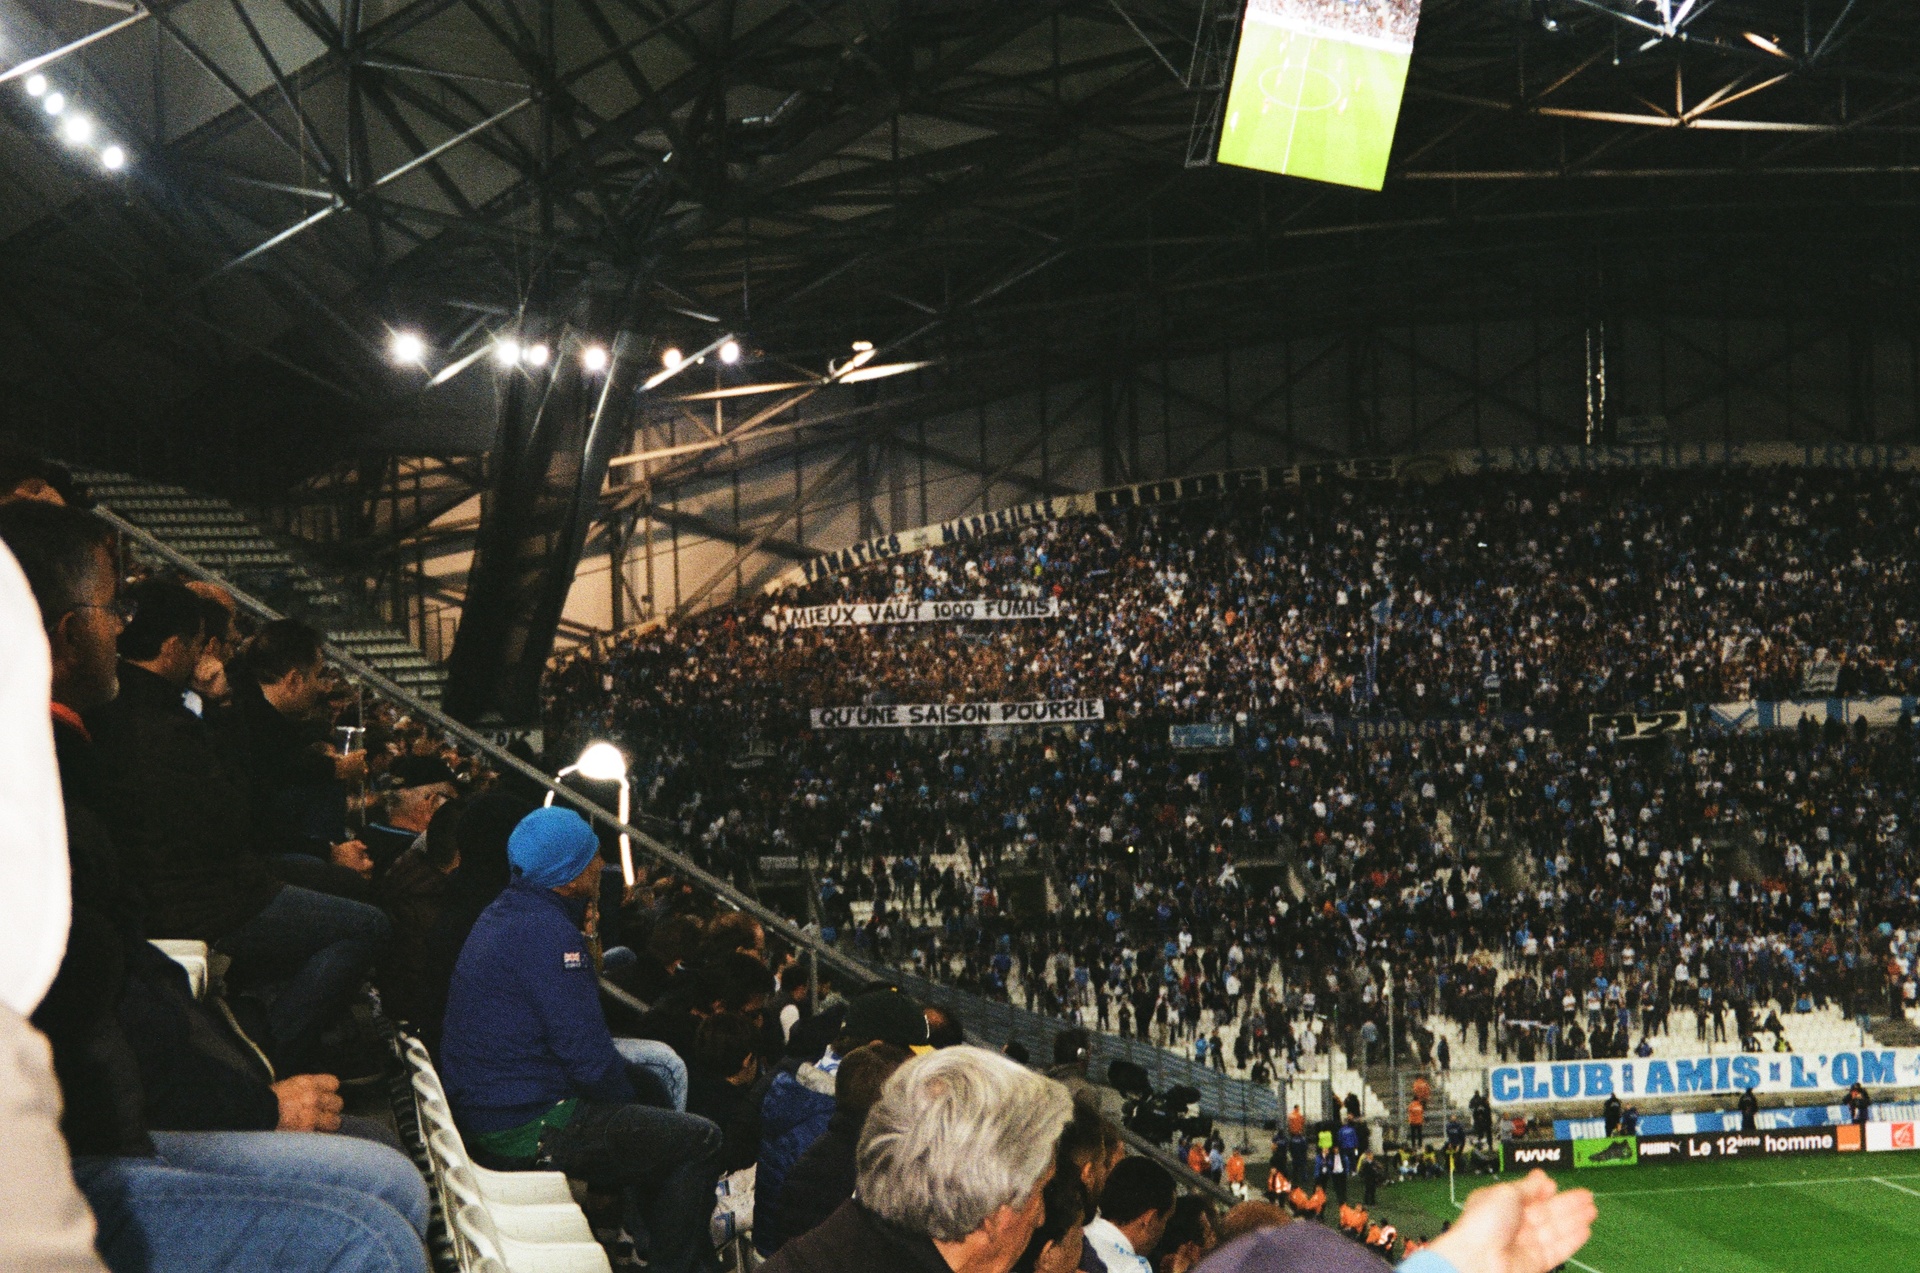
[{"xmin": 543, "ymin": 470, "xmax": 1920, "ymax": 1150}]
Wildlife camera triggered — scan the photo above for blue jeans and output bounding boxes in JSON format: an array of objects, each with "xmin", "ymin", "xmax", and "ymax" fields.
[
  {"xmin": 215, "ymin": 885, "xmax": 391, "ymax": 1071},
  {"xmin": 615, "ymin": 1036, "xmax": 689, "ymax": 1112},
  {"xmin": 77, "ymin": 1131, "xmax": 428, "ymax": 1273}
]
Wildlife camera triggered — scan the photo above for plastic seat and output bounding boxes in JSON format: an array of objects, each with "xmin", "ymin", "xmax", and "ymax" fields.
[
  {"xmin": 452, "ymin": 1195, "xmax": 610, "ymax": 1273},
  {"xmin": 149, "ymin": 939, "xmax": 210, "ymax": 998},
  {"xmin": 427, "ymin": 1126, "xmax": 575, "ymax": 1207}
]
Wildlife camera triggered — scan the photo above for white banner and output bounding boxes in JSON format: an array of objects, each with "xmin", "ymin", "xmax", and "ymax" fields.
[
  {"xmin": 810, "ymin": 699, "xmax": 1105, "ymax": 730},
  {"xmin": 781, "ymin": 598, "xmax": 1058, "ymax": 628},
  {"xmin": 1703, "ymin": 696, "xmax": 1919, "ymax": 732},
  {"xmin": 1491, "ymin": 1049, "xmax": 1920, "ymax": 1106}
]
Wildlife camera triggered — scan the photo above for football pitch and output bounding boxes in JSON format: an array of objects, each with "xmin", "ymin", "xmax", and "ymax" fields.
[
  {"xmin": 1369, "ymin": 1154, "xmax": 1920, "ymax": 1272},
  {"xmin": 1216, "ymin": 19, "xmax": 1411, "ymax": 190}
]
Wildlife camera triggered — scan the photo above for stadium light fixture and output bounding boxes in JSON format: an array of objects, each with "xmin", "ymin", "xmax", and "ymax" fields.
[
  {"xmin": 389, "ymin": 331, "xmax": 426, "ymax": 364},
  {"xmin": 100, "ymin": 145, "xmax": 126, "ymax": 171},
  {"xmin": 24, "ymin": 73, "xmax": 46, "ymax": 97},
  {"xmin": 718, "ymin": 339, "xmax": 741, "ymax": 364},
  {"xmin": 523, "ymin": 342, "xmax": 550, "ymax": 367},
  {"xmin": 642, "ymin": 333, "xmax": 735, "ymax": 390},
  {"xmin": 545, "ymin": 742, "xmax": 633, "ymax": 887},
  {"xmin": 581, "ymin": 344, "xmax": 609, "ymax": 373},
  {"xmin": 493, "ymin": 338, "xmax": 521, "ymax": 367},
  {"xmin": 42, "ymin": 90, "xmax": 64, "ymax": 115},
  {"xmin": 59, "ymin": 112, "xmax": 92, "ymax": 146}
]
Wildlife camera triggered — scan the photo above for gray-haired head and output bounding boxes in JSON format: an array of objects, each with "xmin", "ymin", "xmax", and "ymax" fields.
[{"xmin": 856, "ymin": 1045, "xmax": 1074, "ymax": 1243}]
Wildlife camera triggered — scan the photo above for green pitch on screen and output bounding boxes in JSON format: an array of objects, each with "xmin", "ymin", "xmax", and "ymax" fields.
[
  {"xmin": 1215, "ymin": 20, "xmax": 1411, "ymax": 190},
  {"xmin": 1372, "ymin": 1153, "xmax": 1920, "ymax": 1273}
]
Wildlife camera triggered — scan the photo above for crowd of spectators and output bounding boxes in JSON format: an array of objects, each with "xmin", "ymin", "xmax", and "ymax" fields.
[
  {"xmin": 546, "ymin": 471, "xmax": 1920, "ymax": 1121},
  {"xmin": 1246, "ymin": 0, "xmax": 1422, "ymax": 45},
  {"xmin": 552, "ymin": 469, "xmax": 1920, "ymax": 740},
  {"xmin": 0, "ymin": 451, "xmax": 1608, "ymax": 1273}
]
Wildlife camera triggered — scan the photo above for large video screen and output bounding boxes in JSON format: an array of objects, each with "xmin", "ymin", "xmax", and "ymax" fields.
[{"xmin": 1215, "ymin": 0, "xmax": 1422, "ymax": 190}]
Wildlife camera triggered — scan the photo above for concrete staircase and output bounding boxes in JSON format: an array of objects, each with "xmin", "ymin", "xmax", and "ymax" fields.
[{"xmin": 78, "ymin": 469, "xmax": 446, "ymax": 705}]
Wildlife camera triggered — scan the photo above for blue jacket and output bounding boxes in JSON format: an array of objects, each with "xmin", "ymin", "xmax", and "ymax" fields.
[
  {"xmin": 753, "ymin": 1054, "xmax": 838, "ymax": 1254},
  {"xmin": 441, "ymin": 880, "xmax": 634, "ymax": 1134}
]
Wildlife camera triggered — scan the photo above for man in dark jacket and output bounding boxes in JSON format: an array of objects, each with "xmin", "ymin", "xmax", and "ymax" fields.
[
  {"xmin": 778, "ymin": 1041, "xmax": 911, "ymax": 1244},
  {"xmin": 753, "ymin": 987, "xmax": 931, "ymax": 1255},
  {"xmin": 222, "ymin": 619, "xmax": 373, "ymax": 892},
  {"xmin": 374, "ymin": 796, "xmax": 463, "ymax": 1031},
  {"xmin": 685, "ymin": 1012, "xmax": 774, "ymax": 1172},
  {"xmin": 760, "ymin": 1048, "xmax": 1072, "ymax": 1273},
  {"xmin": 86, "ymin": 578, "xmax": 390, "ymax": 1073},
  {"xmin": 441, "ymin": 807, "xmax": 721, "ymax": 1273}
]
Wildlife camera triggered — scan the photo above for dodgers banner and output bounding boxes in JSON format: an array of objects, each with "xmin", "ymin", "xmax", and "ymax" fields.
[
  {"xmin": 782, "ymin": 598, "xmax": 1058, "ymax": 628},
  {"xmin": 1490, "ymin": 1049, "xmax": 1920, "ymax": 1105},
  {"xmin": 810, "ymin": 699, "xmax": 1105, "ymax": 730}
]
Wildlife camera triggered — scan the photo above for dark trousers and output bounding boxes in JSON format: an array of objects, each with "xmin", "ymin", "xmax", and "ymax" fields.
[
  {"xmin": 1331, "ymin": 1172, "xmax": 1347, "ymax": 1205},
  {"xmin": 216, "ymin": 884, "xmax": 390, "ymax": 1072},
  {"xmin": 539, "ymin": 1101, "xmax": 722, "ymax": 1273}
]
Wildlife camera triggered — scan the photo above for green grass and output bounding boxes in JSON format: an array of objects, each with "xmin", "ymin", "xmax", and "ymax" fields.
[
  {"xmin": 1359, "ymin": 1153, "xmax": 1920, "ymax": 1273},
  {"xmin": 1215, "ymin": 19, "xmax": 1411, "ymax": 190}
]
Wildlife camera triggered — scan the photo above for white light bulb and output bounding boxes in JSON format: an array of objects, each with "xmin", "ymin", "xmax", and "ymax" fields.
[
  {"xmin": 493, "ymin": 338, "xmax": 521, "ymax": 366},
  {"xmin": 390, "ymin": 331, "xmax": 426, "ymax": 363},
  {"xmin": 582, "ymin": 345, "xmax": 609, "ymax": 372},
  {"xmin": 575, "ymin": 742, "xmax": 627, "ymax": 782},
  {"xmin": 661, "ymin": 347, "xmax": 682, "ymax": 370},
  {"xmin": 25, "ymin": 74, "xmax": 47, "ymax": 98},
  {"xmin": 523, "ymin": 342, "xmax": 550, "ymax": 367},
  {"xmin": 43, "ymin": 91, "xmax": 65, "ymax": 115},
  {"xmin": 718, "ymin": 339, "xmax": 741, "ymax": 364},
  {"xmin": 60, "ymin": 113, "xmax": 93, "ymax": 146},
  {"xmin": 100, "ymin": 145, "xmax": 126, "ymax": 171}
]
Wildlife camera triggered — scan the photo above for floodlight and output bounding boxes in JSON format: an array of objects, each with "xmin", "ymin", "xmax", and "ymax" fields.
[
  {"xmin": 389, "ymin": 331, "xmax": 426, "ymax": 364},
  {"xmin": 100, "ymin": 145, "xmax": 126, "ymax": 171},
  {"xmin": 25, "ymin": 74, "xmax": 47, "ymax": 97},
  {"xmin": 43, "ymin": 91, "xmax": 64, "ymax": 115},
  {"xmin": 544, "ymin": 741, "xmax": 634, "ymax": 886},
  {"xmin": 1744, "ymin": 31, "xmax": 1788, "ymax": 57},
  {"xmin": 718, "ymin": 339, "xmax": 741, "ymax": 364},
  {"xmin": 574, "ymin": 742, "xmax": 627, "ymax": 782},
  {"xmin": 581, "ymin": 344, "xmax": 609, "ymax": 372},
  {"xmin": 60, "ymin": 113, "xmax": 93, "ymax": 145},
  {"xmin": 493, "ymin": 338, "xmax": 521, "ymax": 367},
  {"xmin": 523, "ymin": 342, "xmax": 550, "ymax": 367},
  {"xmin": 661, "ymin": 347, "xmax": 683, "ymax": 370}
]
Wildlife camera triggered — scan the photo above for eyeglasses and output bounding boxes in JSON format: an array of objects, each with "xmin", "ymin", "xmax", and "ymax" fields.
[{"xmin": 72, "ymin": 597, "xmax": 138, "ymax": 624}]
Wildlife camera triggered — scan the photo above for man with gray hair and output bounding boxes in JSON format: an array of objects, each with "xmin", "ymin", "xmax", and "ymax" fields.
[{"xmin": 761, "ymin": 1045, "xmax": 1073, "ymax": 1273}]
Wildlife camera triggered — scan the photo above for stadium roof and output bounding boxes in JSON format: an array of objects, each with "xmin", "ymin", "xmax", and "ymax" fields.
[{"xmin": 1, "ymin": 0, "xmax": 1917, "ymax": 495}]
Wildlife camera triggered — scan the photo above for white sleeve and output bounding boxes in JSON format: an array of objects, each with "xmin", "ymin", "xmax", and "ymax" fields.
[{"xmin": 0, "ymin": 544, "xmax": 67, "ymax": 1018}]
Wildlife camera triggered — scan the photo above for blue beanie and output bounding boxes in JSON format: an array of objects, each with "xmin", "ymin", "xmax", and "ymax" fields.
[{"xmin": 508, "ymin": 807, "xmax": 601, "ymax": 889}]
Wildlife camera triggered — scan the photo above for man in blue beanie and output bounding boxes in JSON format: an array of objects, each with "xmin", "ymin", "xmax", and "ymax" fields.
[{"xmin": 441, "ymin": 807, "xmax": 723, "ymax": 1273}]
